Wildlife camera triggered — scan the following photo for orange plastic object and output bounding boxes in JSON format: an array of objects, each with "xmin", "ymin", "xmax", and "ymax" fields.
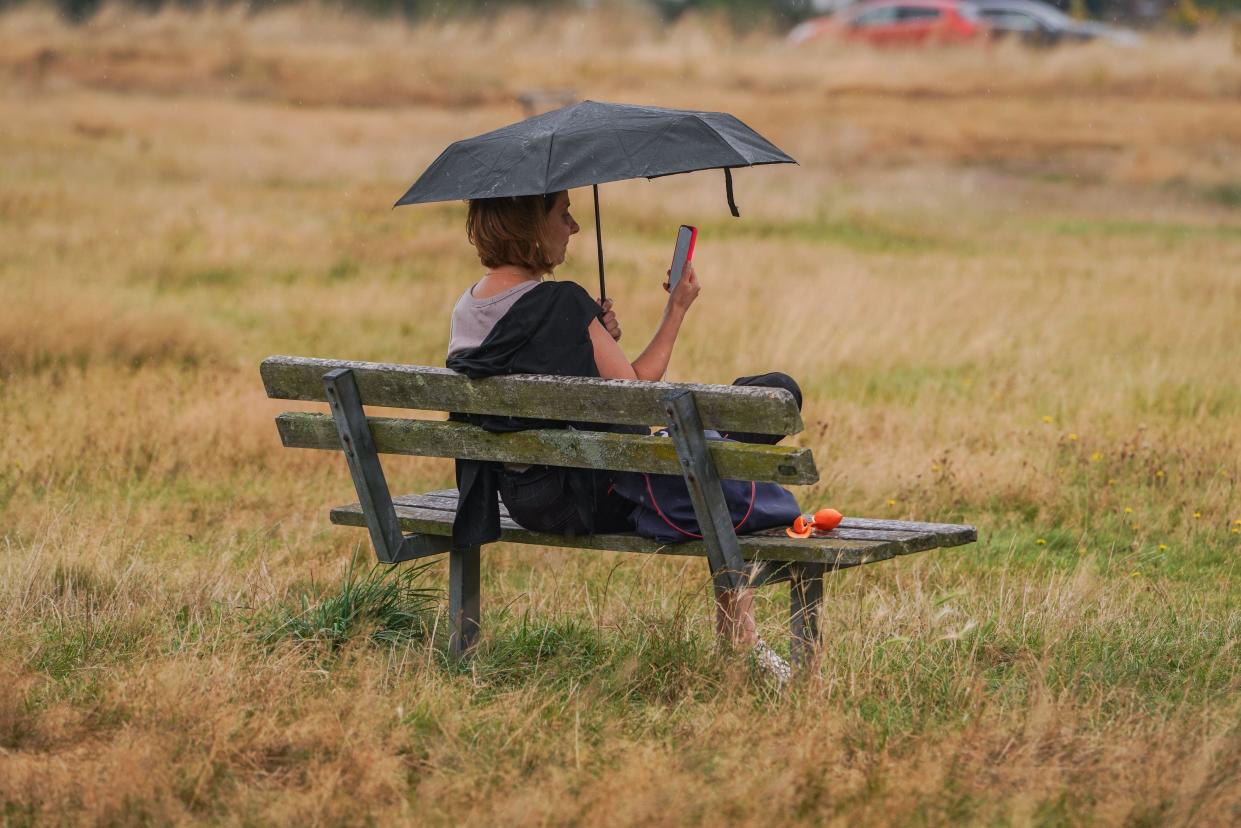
[
  {"xmin": 812, "ymin": 508, "xmax": 843, "ymax": 532},
  {"xmin": 786, "ymin": 515, "xmax": 813, "ymax": 538}
]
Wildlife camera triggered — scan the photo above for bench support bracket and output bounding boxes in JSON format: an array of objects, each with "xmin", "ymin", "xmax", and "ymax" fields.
[
  {"xmin": 663, "ymin": 390, "xmax": 748, "ymax": 592},
  {"xmin": 322, "ymin": 368, "xmax": 452, "ymax": 565}
]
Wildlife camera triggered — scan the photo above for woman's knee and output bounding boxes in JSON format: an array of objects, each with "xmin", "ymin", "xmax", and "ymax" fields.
[{"xmin": 725, "ymin": 372, "xmax": 803, "ymax": 445}]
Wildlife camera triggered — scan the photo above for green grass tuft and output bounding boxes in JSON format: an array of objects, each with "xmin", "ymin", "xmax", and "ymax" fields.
[{"xmin": 258, "ymin": 558, "xmax": 440, "ymax": 652}]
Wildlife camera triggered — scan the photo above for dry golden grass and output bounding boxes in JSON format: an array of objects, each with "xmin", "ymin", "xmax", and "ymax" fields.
[{"xmin": 2, "ymin": 3, "xmax": 1240, "ymax": 825}]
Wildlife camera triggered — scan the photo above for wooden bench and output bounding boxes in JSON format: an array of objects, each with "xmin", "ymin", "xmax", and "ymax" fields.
[{"xmin": 262, "ymin": 355, "xmax": 976, "ymax": 664}]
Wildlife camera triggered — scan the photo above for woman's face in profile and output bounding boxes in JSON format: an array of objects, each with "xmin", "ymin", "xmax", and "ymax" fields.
[{"xmin": 546, "ymin": 191, "xmax": 580, "ymax": 266}]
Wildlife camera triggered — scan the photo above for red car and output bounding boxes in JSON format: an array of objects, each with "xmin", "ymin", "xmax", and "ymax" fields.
[{"xmin": 789, "ymin": 0, "xmax": 990, "ymax": 47}]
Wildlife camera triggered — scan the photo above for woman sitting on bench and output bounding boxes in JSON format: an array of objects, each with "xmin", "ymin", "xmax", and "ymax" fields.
[{"xmin": 446, "ymin": 190, "xmax": 801, "ymax": 670}]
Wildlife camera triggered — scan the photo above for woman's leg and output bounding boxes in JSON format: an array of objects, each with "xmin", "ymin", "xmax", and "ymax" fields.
[
  {"xmin": 499, "ymin": 466, "xmax": 631, "ymax": 536},
  {"xmin": 497, "ymin": 466, "xmax": 591, "ymax": 535},
  {"xmin": 714, "ymin": 583, "xmax": 756, "ymax": 647},
  {"xmin": 724, "ymin": 372, "xmax": 804, "ymax": 445}
]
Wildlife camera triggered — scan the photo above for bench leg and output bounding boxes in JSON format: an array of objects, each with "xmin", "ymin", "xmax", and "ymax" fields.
[
  {"xmin": 789, "ymin": 562, "xmax": 825, "ymax": 668},
  {"xmin": 449, "ymin": 545, "xmax": 480, "ymax": 657}
]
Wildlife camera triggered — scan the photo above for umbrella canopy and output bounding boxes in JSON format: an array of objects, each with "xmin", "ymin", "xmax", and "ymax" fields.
[
  {"xmin": 394, "ymin": 100, "xmax": 797, "ymax": 297},
  {"xmin": 396, "ymin": 100, "xmax": 795, "ymax": 206}
]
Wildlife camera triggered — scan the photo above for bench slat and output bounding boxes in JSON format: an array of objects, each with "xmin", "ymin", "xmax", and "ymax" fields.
[
  {"xmin": 330, "ymin": 501, "xmax": 903, "ymax": 566},
  {"xmin": 410, "ymin": 490, "xmax": 977, "ymax": 548},
  {"xmin": 262, "ymin": 356, "xmax": 804, "ymax": 436},
  {"xmin": 277, "ymin": 412, "xmax": 819, "ymax": 484},
  {"xmin": 402, "ymin": 493, "xmax": 948, "ymax": 548},
  {"xmin": 328, "ymin": 490, "xmax": 976, "ymax": 567}
]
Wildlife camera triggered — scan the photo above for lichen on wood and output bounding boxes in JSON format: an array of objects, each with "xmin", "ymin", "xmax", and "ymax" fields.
[{"xmin": 261, "ymin": 355, "xmax": 804, "ymax": 435}]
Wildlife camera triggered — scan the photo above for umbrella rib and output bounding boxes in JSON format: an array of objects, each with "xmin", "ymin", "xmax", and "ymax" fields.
[
  {"xmin": 543, "ymin": 130, "xmax": 557, "ymax": 195},
  {"xmin": 626, "ymin": 115, "xmax": 747, "ymax": 178},
  {"xmin": 635, "ymin": 116, "xmax": 687, "ymax": 176},
  {"xmin": 454, "ymin": 138, "xmax": 511, "ymax": 198},
  {"xmin": 692, "ymin": 113, "xmax": 749, "ymax": 160},
  {"xmin": 608, "ymin": 127, "xmax": 639, "ymax": 180},
  {"xmin": 689, "ymin": 115, "xmax": 749, "ymax": 171}
]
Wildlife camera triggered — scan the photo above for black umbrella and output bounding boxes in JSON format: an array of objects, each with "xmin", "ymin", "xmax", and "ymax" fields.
[{"xmin": 394, "ymin": 100, "xmax": 796, "ymax": 299}]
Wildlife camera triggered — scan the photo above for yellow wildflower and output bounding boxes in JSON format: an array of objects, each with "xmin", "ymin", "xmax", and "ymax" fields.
[
  {"xmin": 1068, "ymin": 433, "xmax": 1078, "ymax": 441},
  {"xmin": 887, "ymin": 499, "xmax": 897, "ymax": 507},
  {"xmin": 1193, "ymin": 511, "xmax": 1201, "ymax": 519},
  {"xmin": 1042, "ymin": 415, "xmax": 1053, "ymax": 424},
  {"xmin": 1157, "ymin": 544, "xmax": 1168, "ymax": 551},
  {"xmin": 1090, "ymin": 452, "xmax": 1103, "ymax": 463},
  {"xmin": 1123, "ymin": 507, "xmax": 1133, "ymax": 514},
  {"xmin": 1035, "ymin": 538, "xmax": 1047, "ymax": 545}
]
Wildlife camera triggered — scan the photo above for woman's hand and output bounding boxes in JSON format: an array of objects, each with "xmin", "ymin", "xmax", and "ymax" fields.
[
  {"xmin": 604, "ymin": 263, "xmax": 699, "ymax": 382},
  {"xmin": 598, "ymin": 297, "xmax": 622, "ymax": 341},
  {"xmin": 663, "ymin": 262, "xmax": 701, "ymax": 316}
]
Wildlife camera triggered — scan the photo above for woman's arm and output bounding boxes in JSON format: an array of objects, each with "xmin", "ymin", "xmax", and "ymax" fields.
[{"xmin": 591, "ymin": 264, "xmax": 700, "ymax": 382}]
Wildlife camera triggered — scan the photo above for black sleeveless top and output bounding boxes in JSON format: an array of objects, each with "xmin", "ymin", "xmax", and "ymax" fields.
[{"xmin": 446, "ymin": 281, "xmax": 606, "ymax": 549}]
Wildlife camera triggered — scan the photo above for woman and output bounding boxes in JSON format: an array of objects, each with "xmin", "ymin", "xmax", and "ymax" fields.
[{"xmin": 446, "ymin": 190, "xmax": 798, "ymax": 669}]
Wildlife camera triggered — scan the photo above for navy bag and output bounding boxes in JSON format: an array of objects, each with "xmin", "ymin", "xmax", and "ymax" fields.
[{"xmin": 611, "ymin": 431, "xmax": 802, "ymax": 543}]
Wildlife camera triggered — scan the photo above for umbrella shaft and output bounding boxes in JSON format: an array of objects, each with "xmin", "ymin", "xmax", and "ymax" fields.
[{"xmin": 593, "ymin": 184, "xmax": 606, "ymax": 301}]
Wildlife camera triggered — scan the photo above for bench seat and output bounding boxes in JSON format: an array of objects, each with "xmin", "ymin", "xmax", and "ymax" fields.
[{"xmin": 330, "ymin": 488, "xmax": 977, "ymax": 569}]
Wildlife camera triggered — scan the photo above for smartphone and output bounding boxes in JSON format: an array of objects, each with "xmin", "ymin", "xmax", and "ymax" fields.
[{"xmin": 668, "ymin": 225, "xmax": 698, "ymax": 293}]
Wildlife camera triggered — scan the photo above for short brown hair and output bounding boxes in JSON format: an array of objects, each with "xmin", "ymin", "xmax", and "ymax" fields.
[{"xmin": 466, "ymin": 193, "xmax": 561, "ymax": 275}]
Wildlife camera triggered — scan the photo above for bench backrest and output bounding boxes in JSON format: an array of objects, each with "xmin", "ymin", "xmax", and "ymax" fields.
[{"xmin": 262, "ymin": 356, "xmax": 818, "ymax": 485}]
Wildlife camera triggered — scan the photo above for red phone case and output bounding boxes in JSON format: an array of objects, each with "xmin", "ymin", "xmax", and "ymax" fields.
[{"xmin": 671, "ymin": 225, "xmax": 698, "ymax": 289}]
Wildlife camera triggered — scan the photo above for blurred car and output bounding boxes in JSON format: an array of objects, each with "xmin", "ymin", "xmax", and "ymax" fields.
[
  {"xmin": 971, "ymin": 0, "xmax": 1142, "ymax": 46},
  {"xmin": 788, "ymin": 0, "xmax": 990, "ymax": 47}
]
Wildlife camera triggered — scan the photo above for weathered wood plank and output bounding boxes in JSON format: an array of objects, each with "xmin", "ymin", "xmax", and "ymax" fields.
[
  {"xmin": 329, "ymin": 501, "xmax": 911, "ymax": 567},
  {"xmin": 276, "ymin": 412, "xmax": 819, "ymax": 485},
  {"xmin": 261, "ymin": 355, "xmax": 804, "ymax": 435},
  {"xmin": 840, "ymin": 517, "xmax": 977, "ymax": 547}
]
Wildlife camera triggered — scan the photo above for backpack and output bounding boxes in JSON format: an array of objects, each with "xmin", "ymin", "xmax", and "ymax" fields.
[{"xmin": 611, "ymin": 431, "xmax": 802, "ymax": 543}]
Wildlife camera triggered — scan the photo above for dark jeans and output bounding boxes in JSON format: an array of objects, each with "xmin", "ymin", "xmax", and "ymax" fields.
[
  {"xmin": 498, "ymin": 464, "xmax": 633, "ymax": 537},
  {"xmin": 497, "ymin": 372, "xmax": 803, "ymax": 537}
]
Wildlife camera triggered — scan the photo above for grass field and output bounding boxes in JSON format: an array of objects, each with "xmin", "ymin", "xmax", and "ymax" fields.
[{"xmin": 2, "ymin": 4, "xmax": 1240, "ymax": 825}]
